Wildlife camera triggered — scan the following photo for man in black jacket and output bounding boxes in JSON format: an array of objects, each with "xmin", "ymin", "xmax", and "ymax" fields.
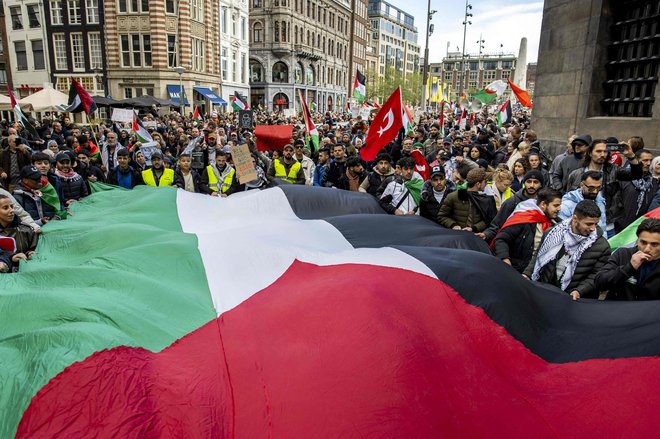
[
  {"xmin": 322, "ymin": 144, "xmax": 348, "ymax": 188},
  {"xmin": 12, "ymin": 166, "xmax": 56, "ymax": 225},
  {"xmin": 419, "ymin": 165, "xmax": 455, "ymax": 223},
  {"xmin": 107, "ymin": 149, "xmax": 142, "ymax": 189},
  {"xmin": 524, "ymin": 200, "xmax": 611, "ymax": 300},
  {"xmin": 493, "ymin": 188, "xmax": 562, "ymax": 273},
  {"xmin": 174, "ymin": 153, "xmax": 202, "ymax": 193},
  {"xmin": 595, "ymin": 218, "xmax": 660, "ymax": 300},
  {"xmin": 484, "ymin": 169, "xmax": 544, "ymax": 241}
]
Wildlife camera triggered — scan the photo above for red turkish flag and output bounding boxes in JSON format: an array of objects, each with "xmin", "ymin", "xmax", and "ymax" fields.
[
  {"xmin": 411, "ymin": 150, "xmax": 430, "ymax": 181},
  {"xmin": 361, "ymin": 87, "xmax": 403, "ymax": 161}
]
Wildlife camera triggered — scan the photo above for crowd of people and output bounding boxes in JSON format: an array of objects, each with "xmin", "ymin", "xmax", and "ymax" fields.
[{"xmin": 0, "ymin": 106, "xmax": 658, "ymax": 301}]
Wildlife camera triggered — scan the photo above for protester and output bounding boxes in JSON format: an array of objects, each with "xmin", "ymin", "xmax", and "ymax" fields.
[
  {"xmin": 201, "ymin": 150, "xmax": 238, "ymax": 195},
  {"xmin": 313, "ymin": 147, "xmax": 330, "ymax": 187},
  {"xmin": 493, "ymin": 188, "xmax": 562, "ymax": 273},
  {"xmin": 595, "ymin": 218, "xmax": 660, "ymax": 300},
  {"xmin": 12, "ymin": 166, "xmax": 56, "ymax": 225},
  {"xmin": 323, "ymin": 144, "xmax": 348, "ymax": 188},
  {"xmin": 419, "ymin": 165, "xmax": 454, "ymax": 223},
  {"xmin": 174, "ymin": 153, "xmax": 202, "ymax": 193},
  {"xmin": 524, "ymin": 200, "xmax": 611, "ymax": 300},
  {"xmin": 141, "ymin": 151, "xmax": 175, "ymax": 187},
  {"xmin": 552, "ymin": 134, "xmax": 591, "ymax": 192},
  {"xmin": 55, "ymin": 152, "xmax": 89, "ymax": 204},
  {"xmin": 438, "ymin": 168, "xmax": 497, "ymax": 234},
  {"xmin": 268, "ymin": 144, "xmax": 305, "ymax": 185},
  {"xmin": 559, "ymin": 171, "xmax": 607, "ymax": 232},
  {"xmin": 338, "ymin": 156, "xmax": 365, "ymax": 192},
  {"xmin": 360, "ymin": 153, "xmax": 395, "ymax": 197},
  {"xmin": 379, "ymin": 157, "xmax": 423, "ymax": 215},
  {"xmin": 107, "ymin": 149, "xmax": 142, "ymax": 189},
  {"xmin": 0, "ymin": 135, "xmax": 31, "ymax": 192}
]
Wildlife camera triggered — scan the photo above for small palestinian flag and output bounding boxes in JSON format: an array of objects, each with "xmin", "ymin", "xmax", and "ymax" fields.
[
  {"xmin": 609, "ymin": 207, "xmax": 660, "ymax": 250},
  {"xmin": 133, "ymin": 112, "xmax": 153, "ymax": 143},
  {"xmin": 56, "ymin": 78, "xmax": 97, "ymax": 115},
  {"xmin": 298, "ymin": 90, "xmax": 319, "ymax": 153},
  {"xmin": 193, "ymin": 106, "xmax": 203, "ymax": 123},
  {"xmin": 35, "ymin": 176, "xmax": 65, "ymax": 218},
  {"xmin": 7, "ymin": 86, "xmax": 39, "ymax": 140},
  {"xmin": 231, "ymin": 91, "xmax": 248, "ymax": 112},
  {"xmin": 403, "ymin": 104, "xmax": 415, "ymax": 135},
  {"xmin": 438, "ymin": 101, "xmax": 445, "ymax": 137},
  {"xmin": 458, "ymin": 109, "xmax": 467, "ymax": 130},
  {"xmin": 310, "ymin": 100, "xmax": 316, "ymax": 112},
  {"xmin": 497, "ymin": 100, "xmax": 512, "ymax": 127},
  {"xmin": 353, "ymin": 69, "xmax": 366, "ymax": 104}
]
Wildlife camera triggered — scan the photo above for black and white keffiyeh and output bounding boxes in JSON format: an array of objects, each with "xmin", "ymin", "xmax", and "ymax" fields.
[{"xmin": 531, "ymin": 220, "xmax": 598, "ymax": 291}]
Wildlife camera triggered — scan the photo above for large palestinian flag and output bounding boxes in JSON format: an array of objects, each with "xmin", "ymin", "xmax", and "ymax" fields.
[{"xmin": 3, "ymin": 186, "xmax": 660, "ymax": 438}]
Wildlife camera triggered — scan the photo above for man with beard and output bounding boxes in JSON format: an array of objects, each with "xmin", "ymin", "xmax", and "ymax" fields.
[
  {"xmin": 322, "ymin": 144, "xmax": 347, "ymax": 188},
  {"xmin": 566, "ymin": 139, "xmax": 642, "ymax": 234},
  {"xmin": 141, "ymin": 151, "xmax": 175, "ymax": 187},
  {"xmin": 492, "ymin": 188, "xmax": 562, "ymax": 273},
  {"xmin": 313, "ymin": 147, "xmax": 331, "ymax": 187},
  {"xmin": 100, "ymin": 131, "xmax": 124, "ymax": 176},
  {"xmin": 559, "ymin": 170, "xmax": 607, "ymax": 231},
  {"xmin": 552, "ymin": 134, "xmax": 591, "ymax": 192},
  {"xmin": 483, "ymin": 169, "xmax": 545, "ymax": 242},
  {"xmin": 201, "ymin": 150, "xmax": 238, "ymax": 196},
  {"xmin": 268, "ymin": 144, "xmax": 305, "ymax": 185},
  {"xmin": 419, "ymin": 165, "xmax": 455, "ymax": 223},
  {"xmin": 338, "ymin": 156, "xmax": 366, "ymax": 192},
  {"xmin": 293, "ymin": 139, "xmax": 315, "ymax": 185},
  {"xmin": 524, "ymin": 200, "xmax": 611, "ymax": 301},
  {"xmin": 360, "ymin": 153, "xmax": 395, "ymax": 197},
  {"xmin": 422, "ymin": 123, "xmax": 441, "ymax": 157}
]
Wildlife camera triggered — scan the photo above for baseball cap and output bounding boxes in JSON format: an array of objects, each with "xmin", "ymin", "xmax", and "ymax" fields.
[
  {"xmin": 430, "ymin": 165, "xmax": 445, "ymax": 179},
  {"xmin": 55, "ymin": 152, "xmax": 71, "ymax": 162},
  {"xmin": 151, "ymin": 150, "xmax": 164, "ymax": 160},
  {"xmin": 20, "ymin": 165, "xmax": 42, "ymax": 181}
]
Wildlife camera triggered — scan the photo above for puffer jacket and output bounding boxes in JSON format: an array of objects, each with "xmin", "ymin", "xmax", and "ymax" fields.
[
  {"xmin": 12, "ymin": 185, "xmax": 57, "ymax": 222},
  {"xmin": 523, "ymin": 227, "xmax": 611, "ymax": 298},
  {"xmin": 419, "ymin": 180, "xmax": 455, "ymax": 223},
  {"xmin": 57, "ymin": 172, "xmax": 89, "ymax": 203}
]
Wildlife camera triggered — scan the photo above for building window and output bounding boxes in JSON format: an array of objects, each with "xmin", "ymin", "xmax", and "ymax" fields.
[
  {"xmin": 191, "ymin": 0, "xmax": 204, "ymax": 22},
  {"xmin": 50, "ymin": 1, "xmax": 63, "ymax": 24},
  {"xmin": 272, "ymin": 61, "xmax": 288, "ymax": 83},
  {"xmin": 88, "ymin": 32, "xmax": 102, "ymax": 68},
  {"xmin": 232, "ymin": 14, "xmax": 237, "ymax": 37},
  {"xmin": 124, "ymin": 87, "xmax": 133, "ymax": 98},
  {"xmin": 53, "ymin": 34, "xmax": 68, "ymax": 70},
  {"xmin": 601, "ymin": 0, "xmax": 659, "ymax": 117},
  {"xmin": 232, "ymin": 51, "xmax": 237, "ymax": 82},
  {"xmin": 27, "ymin": 4, "xmax": 40, "ymax": 28},
  {"xmin": 468, "ymin": 81, "xmax": 477, "ymax": 90},
  {"xmin": 501, "ymin": 60, "xmax": 513, "ymax": 69},
  {"xmin": 167, "ymin": 35, "xmax": 177, "ymax": 67},
  {"xmin": 118, "ymin": 0, "xmax": 148, "ymax": 13},
  {"xmin": 241, "ymin": 17, "xmax": 246, "ymax": 41},
  {"xmin": 68, "ymin": 0, "xmax": 81, "ymax": 24},
  {"xmin": 71, "ymin": 33, "xmax": 85, "ymax": 71},
  {"xmin": 165, "ymin": 0, "xmax": 176, "ymax": 13},
  {"xmin": 120, "ymin": 34, "xmax": 151, "ymax": 67},
  {"xmin": 32, "ymin": 40, "xmax": 45, "ymax": 70},
  {"xmin": 444, "ymin": 72, "xmax": 452, "ymax": 81},
  {"xmin": 483, "ymin": 70, "xmax": 496, "ymax": 81},
  {"xmin": 253, "ymin": 23, "xmax": 262, "ymax": 43},
  {"xmin": 15, "ymin": 42, "xmax": 27, "ymax": 70},
  {"xmin": 10, "ymin": 6, "xmax": 22, "ymax": 30},
  {"xmin": 468, "ymin": 71, "xmax": 478, "ymax": 80},
  {"xmin": 501, "ymin": 70, "xmax": 511, "ymax": 79},
  {"xmin": 483, "ymin": 61, "xmax": 497, "ymax": 70},
  {"xmin": 143, "ymin": 35, "xmax": 152, "ymax": 66},
  {"xmin": 274, "ymin": 21, "xmax": 280, "ymax": 42},
  {"xmin": 192, "ymin": 38, "xmax": 204, "ymax": 72},
  {"xmin": 221, "ymin": 48, "xmax": 228, "ymax": 81},
  {"xmin": 241, "ymin": 53, "xmax": 246, "ymax": 83},
  {"xmin": 86, "ymin": 0, "xmax": 99, "ymax": 24},
  {"xmin": 250, "ymin": 59, "xmax": 263, "ymax": 82},
  {"xmin": 220, "ymin": 7, "xmax": 226, "ymax": 34}
]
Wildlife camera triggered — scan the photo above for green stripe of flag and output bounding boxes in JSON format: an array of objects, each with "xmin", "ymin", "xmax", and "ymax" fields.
[{"xmin": 0, "ymin": 187, "xmax": 216, "ymax": 438}]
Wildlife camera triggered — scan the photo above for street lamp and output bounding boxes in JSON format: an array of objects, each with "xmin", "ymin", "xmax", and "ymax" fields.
[
  {"xmin": 174, "ymin": 66, "xmax": 185, "ymax": 115},
  {"xmin": 421, "ymin": 3, "xmax": 436, "ymax": 110},
  {"xmin": 459, "ymin": 1, "xmax": 472, "ymax": 103},
  {"xmin": 476, "ymin": 35, "xmax": 485, "ymax": 89}
]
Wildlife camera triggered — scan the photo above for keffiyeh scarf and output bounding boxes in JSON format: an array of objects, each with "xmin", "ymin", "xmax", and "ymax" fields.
[{"xmin": 531, "ymin": 220, "xmax": 598, "ymax": 291}]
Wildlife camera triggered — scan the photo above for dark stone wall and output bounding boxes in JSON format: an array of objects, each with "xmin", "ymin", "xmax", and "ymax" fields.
[{"xmin": 533, "ymin": 0, "xmax": 660, "ymax": 157}]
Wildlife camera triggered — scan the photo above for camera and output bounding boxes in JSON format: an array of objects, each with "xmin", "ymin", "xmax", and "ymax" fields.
[{"xmin": 605, "ymin": 143, "xmax": 624, "ymax": 153}]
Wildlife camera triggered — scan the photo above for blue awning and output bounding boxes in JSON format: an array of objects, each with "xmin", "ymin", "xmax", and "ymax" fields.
[
  {"xmin": 193, "ymin": 87, "xmax": 226, "ymax": 105},
  {"xmin": 167, "ymin": 85, "xmax": 189, "ymax": 106}
]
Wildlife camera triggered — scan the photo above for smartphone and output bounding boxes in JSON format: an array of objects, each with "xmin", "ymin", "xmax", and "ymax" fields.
[{"xmin": 605, "ymin": 143, "xmax": 624, "ymax": 153}]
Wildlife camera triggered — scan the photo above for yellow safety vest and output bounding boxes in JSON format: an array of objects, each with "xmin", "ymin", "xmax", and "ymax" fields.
[
  {"xmin": 273, "ymin": 159, "xmax": 301, "ymax": 184},
  {"xmin": 206, "ymin": 165, "xmax": 235, "ymax": 194},
  {"xmin": 142, "ymin": 168, "xmax": 175, "ymax": 187}
]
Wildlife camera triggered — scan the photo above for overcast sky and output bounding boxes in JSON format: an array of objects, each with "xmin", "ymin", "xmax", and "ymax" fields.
[{"xmin": 385, "ymin": 0, "xmax": 544, "ymax": 64}]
